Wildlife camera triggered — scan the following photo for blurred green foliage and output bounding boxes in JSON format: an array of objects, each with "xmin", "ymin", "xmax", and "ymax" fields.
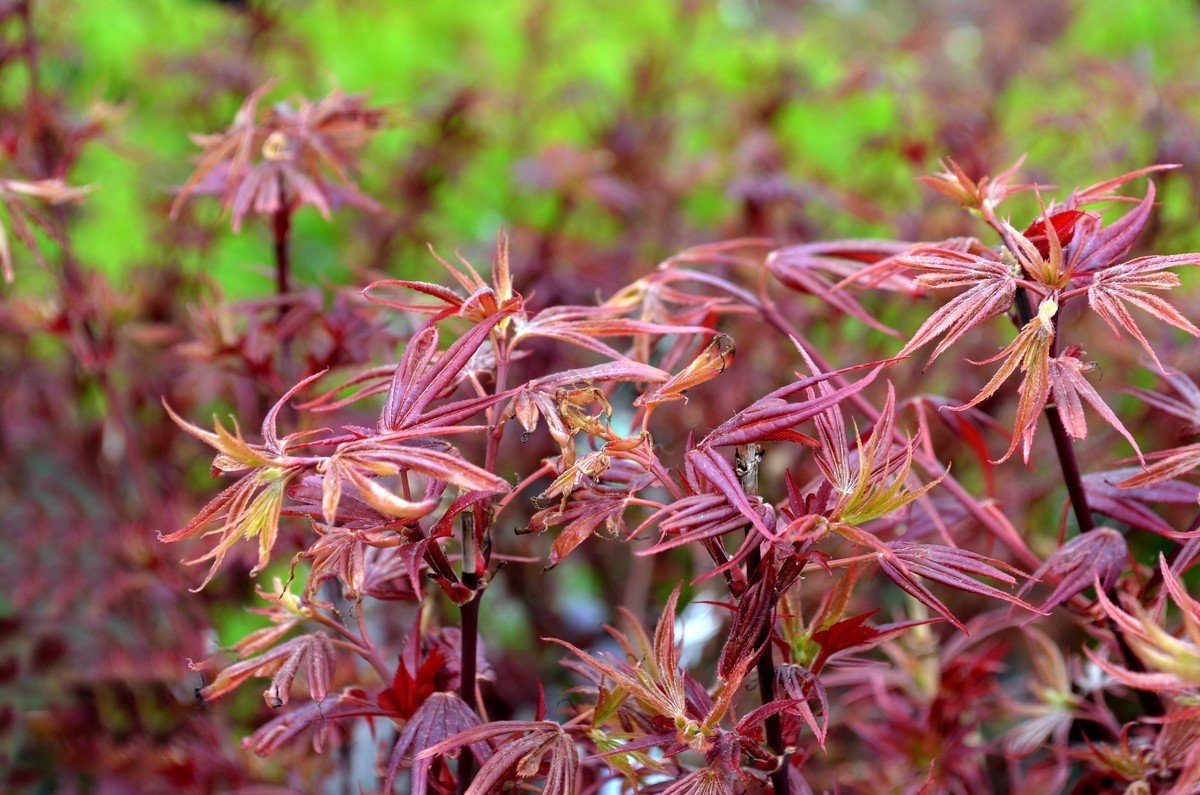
[{"xmin": 26, "ymin": 0, "xmax": 1200, "ymax": 297}]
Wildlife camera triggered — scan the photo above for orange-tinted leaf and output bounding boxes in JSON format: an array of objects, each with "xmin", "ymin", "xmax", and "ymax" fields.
[{"xmin": 952, "ymin": 299, "xmax": 1056, "ymax": 463}]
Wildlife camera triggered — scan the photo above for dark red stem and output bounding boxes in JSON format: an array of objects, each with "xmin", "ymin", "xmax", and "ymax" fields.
[
  {"xmin": 456, "ymin": 512, "xmax": 482, "ymax": 794},
  {"xmin": 1044, "ymin": 404, "xmax": 1095, "ymax": 533},
  {"xmin": 273, "ymin": 199, "xmax": 292, "ymax": 300},
  {"xmin": 738, "ymin": 444, "xmax": 789, "ymax": 794}
]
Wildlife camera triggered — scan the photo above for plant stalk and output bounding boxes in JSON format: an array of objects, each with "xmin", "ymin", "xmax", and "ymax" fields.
[
  {"xmin": 456, "ymin": 338, "xmax": 507, "ymax": 792},
  {"xmin": 1044, "ymin": 404, "xmax": 1095, "ymax": 533},
  {"xmin": 737, "ymin": 444, "xmax": 789, "ymax": 794},
  {"xmin": 457, "ymin": 511, "xmax": 482, "ymax": 794},
  {"xmin": 273, "ymin": 199, "xmax": 292, "ymax": 301}
]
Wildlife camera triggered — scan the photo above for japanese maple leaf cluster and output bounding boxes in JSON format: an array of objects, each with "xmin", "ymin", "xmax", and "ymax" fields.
[{"xmin": 160, "ymin": 138, "xmax": 1200, "ymax": 793}]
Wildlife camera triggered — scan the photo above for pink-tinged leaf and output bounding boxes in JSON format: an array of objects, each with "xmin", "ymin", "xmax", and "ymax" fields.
[
  {"xmin": 653, "ymin": 586, "xmax": 684, "ymax": 687},
  {"xmin": 171, "ymin": 80, "xmax": 277, "ymax": 219},
  {"xmin": 1087, "ymin": 253, "xmax": 1200, "ymax": 371},
  {"xmin": 736, "ymin": 697, "xmax": 810, "ymax": 736},
  {"xmin": 297, "ymin": 365, "xmax": 395, "ymax": 413},
  {"xmin": 1127, "ymin": 367, "xmax": 1200, "ymax": 437},
  {"xmin": 159, "ymin": 474, "xmax": 257, "ymax": 544},
  {"xmin": 637, "ymin": 492, "xmax": 751, "ymax": 555},
  {"xmin": 1085, "ymin": 469, "xmax": 1200, "ymax": 539},
  {"xmin": 531, "ymin": 360, "xmax": 670, "ymax": 392},
  {"xmin": 384, "ymin": 692, "xmax": 488, "ymax": 793},
  {"xmin": 341, "ymin": 464, "xmax": 438, "ymax": 520},
  {"xmin": 162, "ymin": 467, "xmax": 295, "ymax": 590},
  {"xmin": 1002, "ymin": 712, "xmax": 1073, "ymax": 759},
  {"xmin": 773, "ymin": 664, "xmax": 829, "ymax": 746},
  {"xmin": 584, "ymin": 731, "xmax": 676, "ymax": 762},
  {"xmin": 1159, "ymin": 552, "xmax": 1200, "ymax": 623},
  {"xmin": 1117, "ymin": 442, "xmax": 1200, "ymax": 491},
  {"xmin": 717, "ymin": 571, "xmax": 774, "ymax": 682},
  {"xmin": 162, "ymin": 400, "xmax": 278, "ymax": 472},
  {"xmin": 701, "ymin": 364, "xmax": 879, "ymax": 449},
  {"xmin": 1070, "ymin": 181, "xmax": 1157, "ymax": 275},
  {"xmin": 382, "ymin": 311, "xmax": 509, "ymax": 431},
  {"xmin": 417, "ymin": 721, "xmax": 578, "ymax": 795},
  {"xmin": 365, "ymin": 443, "xmax": 508, "ymax": 493},
  {"xmin": 952, "ymin": 303, "xmax": 1056, "ymax": 464},
  {"xmin": 362, "ymin": 278, "xmax": 466, "ymax": 314},
  {"xmin": 1020, "ymin": 528, "xmax": 1127, "ymax": 611},
  {"xmin": 285, "ymin": 474, "xmax": 391, "ymax": 529},
  {"xmin": 382, "ymin": 324, "xmax": 439, "ymax": 429},
  {"xmin": 1084, "ymin": 647, "xmax": 1189, "ymax": 693},
  {"xmin": 879, "ymin": 542, "xmax": 1037, "ymax": 632},
  {"xmin": 765, "ymin": 239, "xmax": 913, "ymax": 336},
  {"xmin": 815, "ymin": 382, "xmax": 943, "ymax": 527},
  {"xmin": 232, "ymin": 602, "xmax": 304, "ymax": 659},
  {"xmin": 243, "ymin": 688, "xmax": 386, "ymax": 756},
  {"xmin": 688, "ymin": 446, "xmax": 775, "ymax": 541},
  {"xmin": 297, "ymin": 524, "xmax": 396, "ymax": 600},
  {"xmin": 895, "ymin": 248, "xmax": 1016, "ymax": 366},
  {"xmin": 547, "ymin": 588, "xmax": 689, "ymax": 721},
  {"xmin": 660, "ymin": 768, "xmax": 733, "ymax": 795},
  {"xmin": 1048, "ymin": 352, "xmax": 1142, "ymax": 461},
  {"xmin": 514, "ymin": 304, "xmax": 718, "ymax": 363},
  {"xmin": 1085, "ymin": 566, "xmax": 1200, "ymax": 693},
  {"xmin": 810, "ymin": 610, "xmax": 938, "ymax": 672},
  {"xmin": 419, "ymin": 389, "xmax": 519, "ymax": 430},
  {"xmin": 917, "ymin": 155, "xmax": 1035, "ymax": 209},
  {"xmin": 1070, "ymin": 165, "xmax": 1177, "ymax": 209}
]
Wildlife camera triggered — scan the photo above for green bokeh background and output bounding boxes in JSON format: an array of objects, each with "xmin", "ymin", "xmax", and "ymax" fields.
[{"xmin": 25, "ymin": 0, "xmax": 1200, "ymax": 296}]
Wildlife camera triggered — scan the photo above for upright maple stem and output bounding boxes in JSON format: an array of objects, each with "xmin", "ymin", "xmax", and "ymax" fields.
[
  {"xmin": 20, "ymin": 0, "xmax": 54, "ymax": 180},
  {"xmin": 457, "ymin": 347, "xmax": 507, "ymax": 793},
  {"xmin": 1044, "ymin": 404, "xmax": 1094, "ymax": 533},
  {"xmin": 273, "ymin": 197, "xmax": 292, "ymax": 300},
  {"xmin": 737, "ymin": 443, "xmax": 789, "ymax": 795},
  {"xmin": 457, "ymin": 511, "xmax": 481, "ymax": 795}
]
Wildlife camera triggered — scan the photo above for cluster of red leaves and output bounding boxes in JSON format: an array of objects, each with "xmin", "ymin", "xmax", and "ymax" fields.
[
  {"xmin": 12, "ymin": 2, "xmax": 1200, "ymax": 792},
  {"xmin": 150, "ymin": 144, "xmax": 1200, "ymax": 794}
]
